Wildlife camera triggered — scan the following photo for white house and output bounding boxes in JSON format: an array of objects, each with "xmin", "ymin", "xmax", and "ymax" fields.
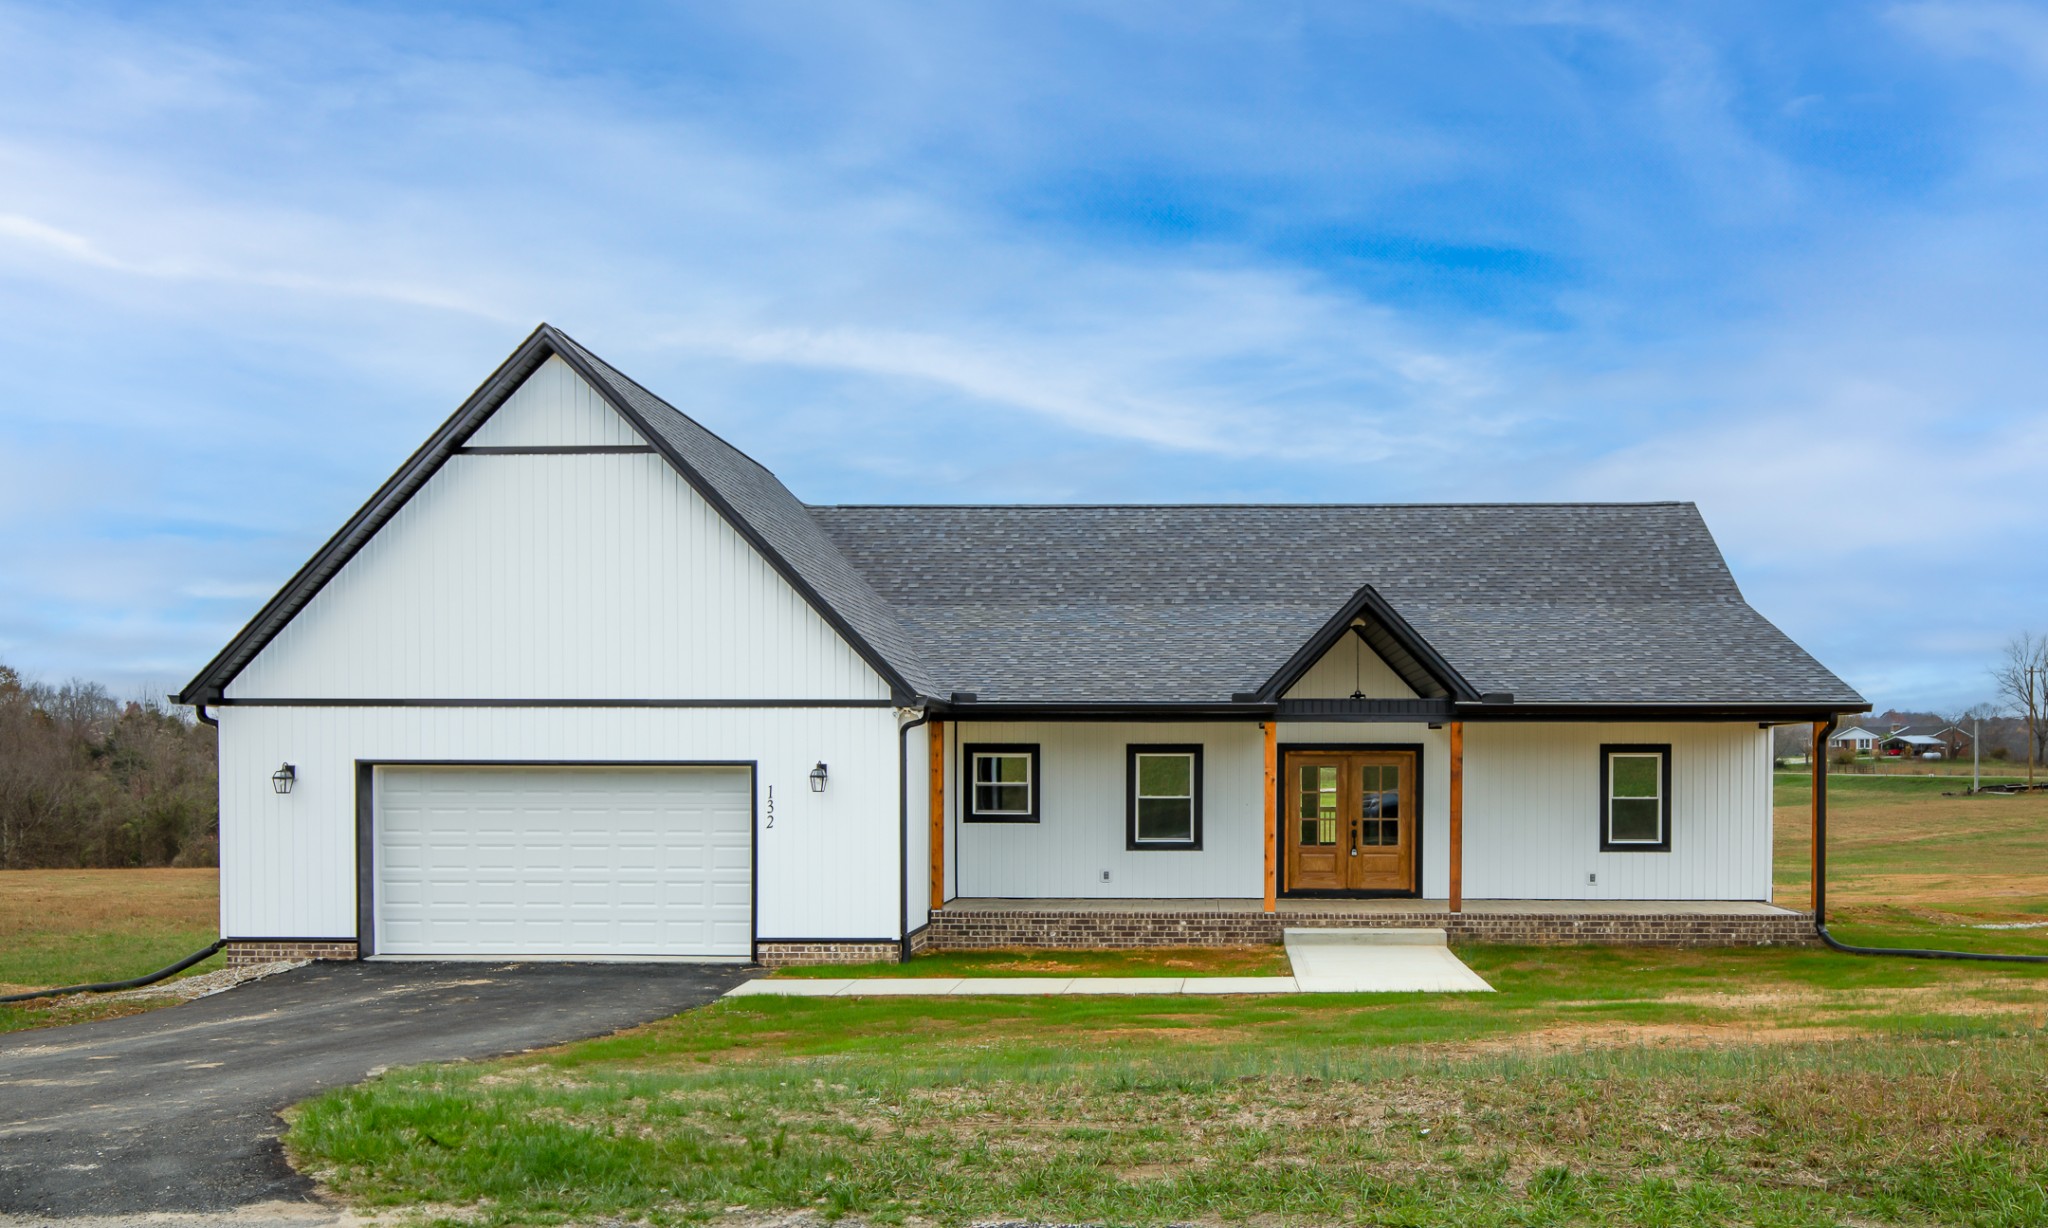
[
  {"xmin": 1827, "ymin": 726, "xmax": 1879, "ymax": 754},
  {"xmin": 179, "ymin": 326, "xmax": 1865, "ymax": 966}
]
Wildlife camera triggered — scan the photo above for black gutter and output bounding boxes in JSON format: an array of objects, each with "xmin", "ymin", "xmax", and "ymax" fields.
[
  {"xmin": 1454, "ymin": 702, "xmax": 1869, "ymax": 723},
  {"xmin": 930, "ymin": 701, "xmax": 1275, "ymax": 721},
  {"xmin": 1810, "ymin": 715, "xmax": 2047, "ymax": 964},
  {"xmin": 929, "ymin": 699, "xmax": 1867, "ymax": 723}
]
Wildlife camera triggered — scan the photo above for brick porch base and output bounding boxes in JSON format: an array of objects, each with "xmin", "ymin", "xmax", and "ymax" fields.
[{"xmin": 925, "ymin": 900, "xmax": 1816, "ymax": 949}]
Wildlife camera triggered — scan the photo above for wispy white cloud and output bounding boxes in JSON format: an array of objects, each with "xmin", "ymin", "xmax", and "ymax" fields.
[
  {"xmin": 1888, "ymin": 1, "xmax": 2048, "ymax": 74},
  {"xmin": 0, "ymin": 0, "xmax": 2042, "ymax": 713}
]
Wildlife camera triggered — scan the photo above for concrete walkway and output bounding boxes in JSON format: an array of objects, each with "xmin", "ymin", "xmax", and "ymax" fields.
[
  {"xmin": 727, "ymin": 929, "xmax": 1492, "ymax": 998},
  {"xmin": 1283, "ymin": 928, "xmax": 1493, "ymax": 992}
]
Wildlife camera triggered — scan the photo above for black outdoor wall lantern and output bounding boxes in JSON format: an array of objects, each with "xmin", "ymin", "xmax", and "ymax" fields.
[
  {"xmin": 272, "ymin": 763, "xmax": 297, "ymax": 795},
  {"xmin": 809, "ymin": 762, "xmax": 829, "ymax": 792}
]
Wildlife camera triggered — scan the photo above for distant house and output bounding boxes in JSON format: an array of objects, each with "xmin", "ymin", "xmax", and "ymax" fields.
[
  {"xmin": 1827, "ymin": 726, "xmax": 1879, "ymax": 754},
  {"xmin": 1934, "ymin": 725, "xmax": 1976, "ymax": 759},
  {"xmin": 1880, "ymin": 733, "xmax": 1945, "ymax": 757}
]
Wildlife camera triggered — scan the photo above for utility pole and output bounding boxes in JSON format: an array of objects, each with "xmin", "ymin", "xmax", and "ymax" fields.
[{"xmin": 1973, "ymin": 716, "xmax": 1980, "ymax": 794}]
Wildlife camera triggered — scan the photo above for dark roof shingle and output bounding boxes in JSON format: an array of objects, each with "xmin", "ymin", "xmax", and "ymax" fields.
[{"xmin": 809, "ymin": 504, "xmax": 1863, "ymax": 707}]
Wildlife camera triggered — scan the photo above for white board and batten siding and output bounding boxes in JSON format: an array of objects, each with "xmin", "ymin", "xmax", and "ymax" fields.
[
  {"xmin": 225, "ymin": 357, "xmax": 885, "ymax": 703},
  {"xmin": 903, "ymin": 724, "xmax": 934, "ymax": 934},
  {"xmin": 1461, "ymin": 722, "xmax": 1774, "ymax": 901},
  {"xmin": 946, "ymin": 719, "xmax": 1771, "ymax": 904},
  {"xmin": 220, "ymin": 706, "xmax": 903, "ymax": 946},
  {"xmin": 215, "ymin": 355, "xmax": 908, "ymax": 952}
]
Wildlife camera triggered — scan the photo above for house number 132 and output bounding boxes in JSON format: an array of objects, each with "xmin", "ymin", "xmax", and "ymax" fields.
[{"xmin": 765, "ymin": 785, "xmax": 774, "ymax": 829}]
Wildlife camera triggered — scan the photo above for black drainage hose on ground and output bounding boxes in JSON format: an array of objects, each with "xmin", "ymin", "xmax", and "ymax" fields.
[
  {"xmin": 1810, "ymin": 716, "xmax": 2048, "ymax": 966},
  {"xmin": 1815, "ymin": 924, "xmax": 2048, "ymax": 964},
  {"xmin": 0, "ymin": 939, "xmax": 228, "ymax": 1005}
]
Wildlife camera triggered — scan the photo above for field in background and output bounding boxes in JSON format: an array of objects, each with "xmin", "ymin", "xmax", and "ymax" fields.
[
  {"xmin": 1774, "ymin": 772, "xmax": 2048, "ymax": 955},
  {"xmin": 0, "ymin": 868, "xmax": 218, "ymax": 1031}
]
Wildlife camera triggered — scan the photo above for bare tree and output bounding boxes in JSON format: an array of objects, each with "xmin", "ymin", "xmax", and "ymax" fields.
[{"xmin": 1992, "ymin": 633, "xmax": 2048, "ymax": 786}]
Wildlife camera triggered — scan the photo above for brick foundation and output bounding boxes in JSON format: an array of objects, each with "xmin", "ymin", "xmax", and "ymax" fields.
[
  {"xmin": 755, "ymin": 941, "xmax": 903, "ymax": 967},
  {"xmin": 224, "ymin": 939, "xmax": 361, "ymax": 967},
  {"xmin": 924, "ymin": 907, "xmax": 1817, "ymax": 950}
]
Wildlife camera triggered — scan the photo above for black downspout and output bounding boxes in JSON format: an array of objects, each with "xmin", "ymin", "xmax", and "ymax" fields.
[
  {"xmin": 1812, "ymin": 716, "xmax": 2048, "ymax": 964},
  {"xmin": 897, "ymin": 707, "xmax": 933, "ymax": 964}
]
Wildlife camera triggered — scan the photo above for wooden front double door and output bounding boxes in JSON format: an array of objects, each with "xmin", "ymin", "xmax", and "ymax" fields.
[{"xmin": 1283, "ymin": 749, "xmax": 1417, "ymax": 894}]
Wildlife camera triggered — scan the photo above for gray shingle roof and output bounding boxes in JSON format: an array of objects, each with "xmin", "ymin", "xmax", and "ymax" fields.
[
  {"xmin": 808, "ymin": 504, "xmax": 1865, "ymax": 707},
  {"xmin": 179, "ymin": 326, "xmax": 1864, "ymax": 713}
]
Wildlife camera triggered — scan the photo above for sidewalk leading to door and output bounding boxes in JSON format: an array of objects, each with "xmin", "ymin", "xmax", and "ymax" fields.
[
  {"xmin": 1283, "ymin": 927, "xmax": 1493, "ymax": 992},
  {"xmin": 728, "ymin": 929, "xmax": 1492, "ymax": 997}
]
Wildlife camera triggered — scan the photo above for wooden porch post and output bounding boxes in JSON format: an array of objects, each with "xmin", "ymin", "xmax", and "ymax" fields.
[
  {"xmin": 1263, "ymin": 721, "xmax": 1277, "ymax": 914},
  {"xmin": 929, "ymin": 719, "xmax": 946, "ymax": 912},
  {"xmin": 1448, "ymin": 720, "xmax": 1464, "ymax": 914}
]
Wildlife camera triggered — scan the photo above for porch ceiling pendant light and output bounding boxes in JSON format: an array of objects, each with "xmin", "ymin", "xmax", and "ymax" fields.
[
  {"xmin": 809, "ymin": 762, "xmax": 829, "ymax": 792},
  {"xmin": 1350, "ymin": 633, "xmax": 1367, "ymax": 700},
  {"xmin": 271, "ymin": 763, "xmax": 297, "ymax": 795}
]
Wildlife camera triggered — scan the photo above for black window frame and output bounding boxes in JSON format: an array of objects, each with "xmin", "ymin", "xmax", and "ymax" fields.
[
  {"xmin": 1598, "ymin": 743, "xmax": 1672, "ymax": 852},
  {"xmin": 962, "ymin": 743, "xmax": 1041, "ymax": 823},
  {"xmin": 1125, "ymin": 743, "xmax": 1203, "ymax": 851}
]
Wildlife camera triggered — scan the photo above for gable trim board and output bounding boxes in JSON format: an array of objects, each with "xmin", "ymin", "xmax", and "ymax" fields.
[{"xmin": 177, "ymin": 326, "xmax": 918, "ymax": 709}]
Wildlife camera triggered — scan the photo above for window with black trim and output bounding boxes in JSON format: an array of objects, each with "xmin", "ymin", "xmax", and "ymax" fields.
[
  {"xmin": 1126, "ymin": 744, "xmax": 1202, "ymax": 849},
  {"xmin": 1599, "ymin": 743, "xmax": 1671, "ymax": 851},
  {"xmin": 964, "ymin": 744, "xmax": 1040, "ymax": 822}
]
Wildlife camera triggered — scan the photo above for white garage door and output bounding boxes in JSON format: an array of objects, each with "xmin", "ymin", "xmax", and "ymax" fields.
[{"xmin": 375, "ymin": 765, "xmax": 752, "ymax": 959}]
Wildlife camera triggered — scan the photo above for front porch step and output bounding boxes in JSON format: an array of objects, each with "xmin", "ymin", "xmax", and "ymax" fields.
[
  {"xmin": 1282, "ymin": 927, "xmax": 1492, "ymax": 992},
  {"xmin": 1284, "ymin": 926, "xmax": 1445, "ymax": 947}
]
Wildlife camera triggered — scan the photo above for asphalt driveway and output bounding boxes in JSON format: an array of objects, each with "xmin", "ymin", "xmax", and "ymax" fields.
[{"xmin": 0, "ymin": 960, "xmax": 752, "ymax": 1218}]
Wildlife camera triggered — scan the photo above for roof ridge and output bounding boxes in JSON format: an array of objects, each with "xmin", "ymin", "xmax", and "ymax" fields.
[{"xmin": 809, "ymin": 500, "xmax": 1698, "ymax": 510}]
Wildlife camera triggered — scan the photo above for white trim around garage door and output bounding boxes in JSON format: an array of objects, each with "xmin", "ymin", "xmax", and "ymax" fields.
[{"xmin": 355, "ymin": 760, "xmax": 758, "ymax": 962}]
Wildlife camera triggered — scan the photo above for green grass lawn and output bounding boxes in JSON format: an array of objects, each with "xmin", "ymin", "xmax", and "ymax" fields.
[
  {"xmin": 294, "ymin": 939, "xmax": 2048, "ymax": 1225},
  {"xmin": 295, "ymin": 949, "xmax": 2048, "ymax": 1227},
  {"xmin": 0, "ymin": 868, "xmax": 221, "ymax": 1033},
  {"xmin": 280, "ymin": 768, "xmax": 2048, "ymax": 1225}
]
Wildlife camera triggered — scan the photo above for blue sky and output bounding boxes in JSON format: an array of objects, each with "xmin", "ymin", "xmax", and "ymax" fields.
[{"xmin": 2, "ymin": 1, "xmax": 2044, "ymax": 712}]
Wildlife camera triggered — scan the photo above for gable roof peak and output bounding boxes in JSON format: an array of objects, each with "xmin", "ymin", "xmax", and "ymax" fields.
[{"xmin": 178, "ymin": 326, "xmax": 935, "ymax": 705}]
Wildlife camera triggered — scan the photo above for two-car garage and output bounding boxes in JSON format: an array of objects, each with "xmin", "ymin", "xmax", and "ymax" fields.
[{"xmin": 370, "ymin": 765, "xmax": 753, "ymax": 960}]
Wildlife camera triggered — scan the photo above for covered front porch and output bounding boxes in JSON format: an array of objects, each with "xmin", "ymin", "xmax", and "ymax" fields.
[{"xmin": 922, "ymin": 897, "xmax": 1815, "ymax": 950}]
